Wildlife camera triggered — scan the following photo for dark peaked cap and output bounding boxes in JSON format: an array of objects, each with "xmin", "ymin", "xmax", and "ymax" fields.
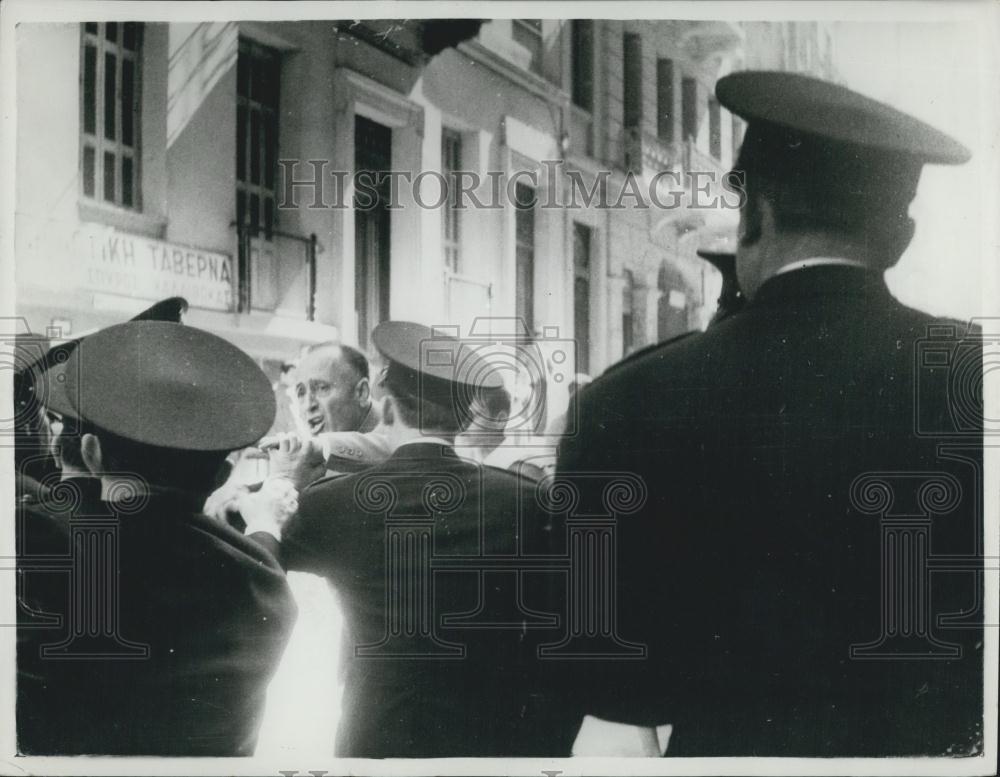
[
  {"xmin": 717, "ymin": 71, "xmax": 970, "ymax": 165},
  {"xmin": 46, "ymin": 321, "xmax": 275, "ymax": 452},
  {"xmin": 372, "ymin": 321, "xmax": 504, "ymax": 409},
  {"xmin": 18, "ymin": 296, "xmax": 189, "ymax": 380},
  {"xmin": 28, "ymin": 296, "xmax": 189, "ymax": 419}
]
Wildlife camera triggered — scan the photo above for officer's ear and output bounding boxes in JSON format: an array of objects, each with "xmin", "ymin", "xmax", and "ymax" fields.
[
  {"xmin": 355, "ymin": 376, "xmax": 371, "ymax": 405},
  {"xmin": 80, "ymin": 432, "xmax": 103, "ymax": 477},
  {"xmin": 740, "ymin": 193, "xmax": 778, "ymax": 247}
]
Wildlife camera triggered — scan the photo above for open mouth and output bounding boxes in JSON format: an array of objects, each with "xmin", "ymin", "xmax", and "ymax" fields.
[{"xmin": 307, "ymin": 416, "xmax": 326, "ymax": 434}]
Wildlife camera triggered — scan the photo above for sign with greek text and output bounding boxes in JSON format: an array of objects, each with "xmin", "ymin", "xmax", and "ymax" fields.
[{"xmin": 80, "ymin": 226, "xmax": 234, "ymax": 311}]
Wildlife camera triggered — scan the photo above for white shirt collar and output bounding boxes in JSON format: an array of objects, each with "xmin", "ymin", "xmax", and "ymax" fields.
[
  {"xmin": 772, "ymin": 257, "xmax": 868, "ymax": 277},
  {"xmin": 396, "ymin": 436, "xmax": 453, "ymax": 449}
]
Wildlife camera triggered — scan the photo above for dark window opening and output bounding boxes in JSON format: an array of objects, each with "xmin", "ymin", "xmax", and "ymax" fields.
[
  {"xmin": 571, "ymin": 20, "xmax": 594, "ymax": 111},
  {"xmin": 355, "ymin": 116, "xmax": 393, "ymax": 351},
  {"xmin": 622, "ymin": 269, "xmax": 636, "ymax": 355},
  {"xmin": 236, "ymin": 38, "xmax": 280, "ymax": 240},
  {"xmin": 442, "ymin": 129, "xmax": 462, "ymax": 273},
  {"xmin": 656, "ymin": 58, "xmax": 674, "ymax": 143},
  {"xmin": 709, "ymin": 98, "xmax": 722, "ymax": 160},
  {"xmin": 623, "ymin": 33, "xmax": 643, "ymax": 129},
  {"xmin": 681, "ymin": 77, "xmax": 698, "ymax": 142},
  {"xmin": 573, "ymin": 222, "xmax": 592, "ymax": 375},
  {"xmin": 515, "ymin": 183, "xmax": 536, "ymax": 334}
]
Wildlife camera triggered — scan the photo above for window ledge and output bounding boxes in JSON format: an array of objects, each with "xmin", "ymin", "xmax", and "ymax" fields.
[
  {"xmin": 457, "ymin": 40, "xmax": 569, "ymax": 107},
  {"xmin": 78, "ymin": 199, "xmax": 167, "ymax": 239}
]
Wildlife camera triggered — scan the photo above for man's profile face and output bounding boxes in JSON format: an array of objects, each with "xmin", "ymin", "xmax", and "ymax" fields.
[{"xmin": 294, "ymin": 347, "xmax": 369, "ymax": 435}]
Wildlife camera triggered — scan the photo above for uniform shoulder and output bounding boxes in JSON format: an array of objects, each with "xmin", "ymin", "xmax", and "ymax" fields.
[
  {"xmin": 186, "ymin": 510, "xmax": 289, "ymax": 570},
  {"xmin": 302, "ymin": 470, "xmax": 353, "ymax": 496},
  {"xmin": 585, "ymin": 329, "xmax": 702, "ymax": 395},
  {"xmin": 888, "ymin": 303, "xmax": 979, "ymax": 342}
]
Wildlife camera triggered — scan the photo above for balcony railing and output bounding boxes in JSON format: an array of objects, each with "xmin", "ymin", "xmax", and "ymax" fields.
[
  {"xmin": 233, "ymin": 224, "xmax": 317, "ymax": 320},
  {"xmin": 624, "ymin": 127, "xmax": 676, "ymax": 174}
]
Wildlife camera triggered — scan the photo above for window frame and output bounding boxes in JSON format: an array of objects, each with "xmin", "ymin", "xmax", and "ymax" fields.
[
  {"xmin": 79, "ymin": 22, "xmax": 143, "ymax": 210},
  {"xmin": 622, "ymin": 32, "xmax": 643, "ymax": 130},
  {"xmin": 236, "ymin": 37, "xmax": 281, "ymax": 241},
  {"xmin": 514, "ymin": 182, "xmax": 536, "ymax": 335},
  {"xmin": 512, "ymin": 19, "xmax": 544, "ymax": 75},
  {"xmin": 441, "ymin": 127, "xmax": 462, "ymax": 274}
]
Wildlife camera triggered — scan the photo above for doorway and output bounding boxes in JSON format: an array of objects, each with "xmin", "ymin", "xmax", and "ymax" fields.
[{"xmin": 354, "ymin": 115, "xmax": 392, "ymax": 351}]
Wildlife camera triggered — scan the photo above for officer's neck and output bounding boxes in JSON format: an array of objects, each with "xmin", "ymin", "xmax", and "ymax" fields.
[
  {"xmin": 742, "ymin": 229, "xmax": 880, "ymax": 298},
  {"xmin": 386, "ymin": 422, "xmax": 455, "ymax": 451}
]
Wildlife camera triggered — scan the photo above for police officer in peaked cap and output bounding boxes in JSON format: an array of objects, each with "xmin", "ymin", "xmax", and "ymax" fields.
[
  {"xmin": 249, "ymin": 320, "xmax": 578, "ymax": 757},
  {"xmin": 17, "ymin": 320, "xmax": 297, "ymax": 756},
  {"xmin": 559, "ymin": 71, "xmax": 983, "ymax": 757}
]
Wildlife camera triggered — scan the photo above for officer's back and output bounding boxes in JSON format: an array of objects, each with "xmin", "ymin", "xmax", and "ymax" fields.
[
  {"xmin": 272, "ymin": 322, "xmax": 572, "ymax": 757},
  {"xmin": 559, "ymin": 72, "xmax": 983, "ymax": 757},
  {"xmin": 17, "ymin": 321, "xmax": 296, "ymax": 756}
]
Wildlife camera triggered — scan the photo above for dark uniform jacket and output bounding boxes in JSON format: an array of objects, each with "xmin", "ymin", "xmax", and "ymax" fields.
[
  {"xmin": 263, "ymin": 441, "xmax": 575, "ymax": 757},
  {"xmin": 17, "ymin": 488, "xmax": 297, "ymax": 756},
  {"xmin": 558, "ymin": 266, "xmax": 983, "ymax": 756}
]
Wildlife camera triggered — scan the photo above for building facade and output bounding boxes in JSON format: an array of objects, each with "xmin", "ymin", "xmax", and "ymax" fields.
[{"xmin": 14, "ymin": 18, "xmax": 835, "ymax": 420}]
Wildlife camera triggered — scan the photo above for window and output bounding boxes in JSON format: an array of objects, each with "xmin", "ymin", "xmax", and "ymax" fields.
[
  {"xmin": 622, "ymin": 270, "xmax": 636, "ymax": 355},
  {"xmin": 708, "ymin": 98, "xmax": 722, "ymax": 160},
  {"xmin": 571, "ymin": 20, "xmax": 594, "ymax": 111},
  {"xmin": 513, "ymin": 19, "xmax": 543, "ymax": 74},
  {"xmin": 80, "ymin": 22, "xmax": 142, "ymax": 208},
  {"xmin": 442, "ymin": 128, "xmax": 462, "ymax": 273},
  {"xmin": 236, "ymin": 38, "xmax": 280, "ymax": 240},
  {"xmin": 622, "ymin": 33, "xmax": 643, "ymax": 129},
  {"xmin": 656, "ymin": 58, "xmax": 674, "ymax": 143},
  {"xmin": 355, "ymin": 116, "xmax": 393, "ymax": 351},
  {"xmin": 573, "ymin": 223, "xmax": 592, "ymax": 375},
  {"xmin": 514, "ymin": 183, "xmax": 536, "ymax": 334},
  {"xmin": 681, "ymin": 77, "xmax": 698, "ymax": 142}
]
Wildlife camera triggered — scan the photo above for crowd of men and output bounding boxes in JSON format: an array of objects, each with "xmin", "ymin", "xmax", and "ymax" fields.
[{"xmin": 12, "ymin": 71, "xmax": 984, "ymax": 759}]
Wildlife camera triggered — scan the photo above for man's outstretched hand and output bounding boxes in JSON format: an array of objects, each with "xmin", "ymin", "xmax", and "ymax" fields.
[
  {"xmin": 259, "ymin": 432, "xmax": 327, "ymax": 491},
  {"xmin": 239, "ymin": 475, "xmax": 299, "ymax": 541}
]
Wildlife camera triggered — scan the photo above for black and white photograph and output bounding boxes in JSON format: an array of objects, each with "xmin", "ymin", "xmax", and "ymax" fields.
[{"xmin": 1, "ymin": 1, "xmax": 997, "ymax": 774}]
